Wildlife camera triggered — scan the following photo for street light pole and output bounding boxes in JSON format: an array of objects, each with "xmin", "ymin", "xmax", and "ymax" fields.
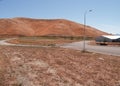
[{"xmin": 83, "ymin": 10, "xmax": 92, "ymax": 52}]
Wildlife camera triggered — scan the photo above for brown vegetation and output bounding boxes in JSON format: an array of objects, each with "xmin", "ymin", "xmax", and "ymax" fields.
[
  {"xmin": 0, "ymin": 17, "xmax": 107, "ymax": 37},
  {"xmin": 0, "ymin": 45, "xmax": 120, "ymax": 86},
  {"xmin": 7, "ymin": 36, "xmax": 81, "ymax": 46}
]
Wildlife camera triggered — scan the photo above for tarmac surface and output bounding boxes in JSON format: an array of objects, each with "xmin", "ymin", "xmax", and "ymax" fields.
[
  {"xmin": 0, "ymin": 39, "xmax": 120, "ymax": 56},
  {"xmin": 60, "ymin": 41, "xmax": 120, "ymax": 56}
]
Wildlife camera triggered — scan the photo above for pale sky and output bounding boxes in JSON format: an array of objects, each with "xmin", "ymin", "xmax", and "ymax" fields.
[{"xmin": 0, "ymin": 0, "xmax": 120, "ymax": 34}]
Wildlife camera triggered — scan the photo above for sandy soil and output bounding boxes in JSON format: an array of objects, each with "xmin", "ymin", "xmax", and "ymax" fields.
[{"xmin": 0, "ymin": 46, "xmax": 120, "ymax": 86}]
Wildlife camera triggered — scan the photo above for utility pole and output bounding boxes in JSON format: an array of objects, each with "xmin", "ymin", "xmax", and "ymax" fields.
[{"xmin": 83, "ymin": 10, "xmax": 92, "ymax": 52}]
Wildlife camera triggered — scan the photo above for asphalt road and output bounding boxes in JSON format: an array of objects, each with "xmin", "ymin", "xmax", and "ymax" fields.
[
  {"xmin": 60, "ymin": 41, "xmax": 120, "ymax": 56},
  {"xmin": 0, "ymin": 39, "xmax": 15, "ymax": 46},
  {"xmin": 0, "ymin": 39, "xmax": 120, "ymax": 56},
  {"xmin": 0, "ymin": 38, "xmax": 45, "ymax": 47}
]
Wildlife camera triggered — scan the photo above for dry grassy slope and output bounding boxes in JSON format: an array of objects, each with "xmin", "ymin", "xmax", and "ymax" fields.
[
  {"xmin": 0, "ymin": 17, "xmax": 107, "ymax": 37},
  {"xmin": 0, "ymin": 46, "xmax": 120, "ymax": 86}
]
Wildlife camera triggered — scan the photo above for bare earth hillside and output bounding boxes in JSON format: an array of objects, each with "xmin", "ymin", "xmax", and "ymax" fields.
[{"xmin": 0, "ymin": 17, "xmax": 107, "ymax": 37}]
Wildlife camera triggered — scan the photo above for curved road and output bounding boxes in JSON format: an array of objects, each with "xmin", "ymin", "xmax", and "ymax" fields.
[
  {"xmin": 0, "ymin": 39, "xmax": 120, "ymax": 56},
  {"xmin": 0, "ymin": 38, "xmax": 47, "ymax": 47},
  {"xmin": 0, "ymin": 38, "xmax": 16, "ymax": 46},
  {"xmin": 60, "ymin": 41, "xmax": 120, "ymax": 56}
]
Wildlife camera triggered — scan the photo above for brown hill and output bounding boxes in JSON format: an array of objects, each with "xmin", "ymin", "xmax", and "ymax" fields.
[{"xmin": 0, "ymin": 17, "xmax": 107, "ymax": 37}]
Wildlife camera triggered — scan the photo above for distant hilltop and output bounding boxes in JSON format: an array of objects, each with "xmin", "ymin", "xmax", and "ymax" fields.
[{"xmin": 0, "ymin": 17, "xmax": 108, "ymax": 37}]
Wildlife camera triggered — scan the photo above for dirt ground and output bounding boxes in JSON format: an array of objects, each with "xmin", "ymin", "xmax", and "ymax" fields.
[
  {"xmin": 7, "ymin": 37, "xmax": 80, "ymax": 46},
  {"xmin": 0, "ymin": 45, "xmax": 120, "ymax": 86}
]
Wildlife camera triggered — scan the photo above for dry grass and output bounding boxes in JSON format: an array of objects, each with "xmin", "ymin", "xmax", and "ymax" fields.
[
  {"xmin": 0, "ymin": 18, "xmax": 107, "ymax": 37},
  {"xmin": 0, "ymin": 45, "xmax": 120, "ymax": 86},
  {"xmin": 7, "ymin": 36, "xmax": 81, "ymax": 46}
]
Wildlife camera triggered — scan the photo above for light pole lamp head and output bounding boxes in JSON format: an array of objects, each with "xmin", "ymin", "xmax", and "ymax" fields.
[{"xmin": 89, "ymin": 10, "xmax": 92, "ymax": 12}]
